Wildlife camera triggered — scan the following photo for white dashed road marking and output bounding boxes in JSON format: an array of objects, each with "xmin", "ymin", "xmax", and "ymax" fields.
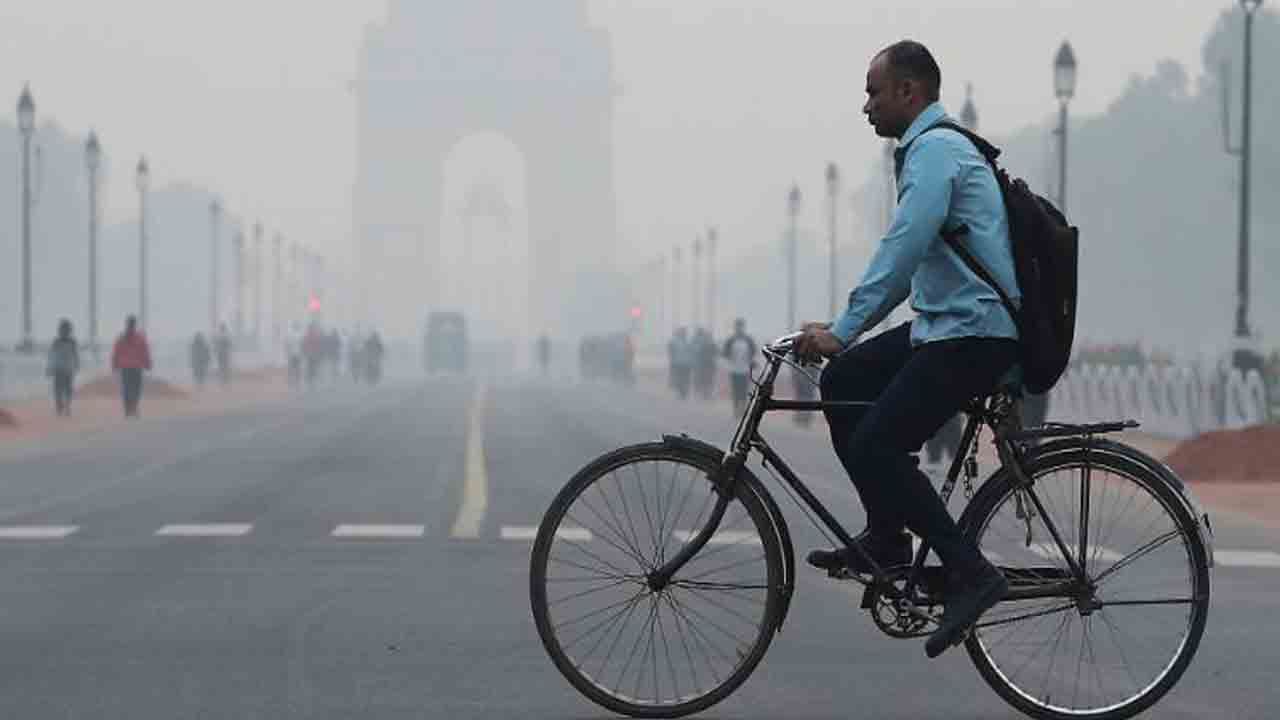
[
  {"xmin": 155, "ymin": 524, "xmax": 253, "ymax": 537},
  {"xmin": 1214, "ymin": 550, "xmax": 1280, "ymax": 568},
  {"xmin": 0, "ymin": 525, "xmax": 78, "ymax": 539},
  {"xmin": 672, "ymin": 530, "xmax": 762, "ymax": 546},
  {"xmin": 500, "ymin": 525, "xmax": 591, "ymax": 542},
  {"xmin": 332, "ymin": 524, "xmax": 425, "ymax": 539}
]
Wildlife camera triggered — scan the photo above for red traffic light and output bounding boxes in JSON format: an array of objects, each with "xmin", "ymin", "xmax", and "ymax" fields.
[
  {"xmin": 308, "ymin": 295, "xmax": 321, "ymax": 312},
  {"xmin": 629, "ymin": 306, "xmax": 643, "ymax": 319}
]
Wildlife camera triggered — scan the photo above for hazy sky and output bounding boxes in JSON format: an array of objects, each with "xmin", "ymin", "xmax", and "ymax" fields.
[{"xmin": 0, "ymin": 1, "xmax": 1229, "ymax": 269}]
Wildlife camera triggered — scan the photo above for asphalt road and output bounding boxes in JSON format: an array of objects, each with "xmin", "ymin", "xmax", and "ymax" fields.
[{"xmin": 0, "ymin": 373, "xmax": 1276, "ymax": 719}]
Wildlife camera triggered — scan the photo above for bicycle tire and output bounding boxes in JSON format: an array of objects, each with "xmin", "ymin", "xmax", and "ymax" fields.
[
  {"xmin": 530, "ymin": 442, "xmax": 785, "ymax": 718},
  {"xmin": 960, "ymin": 444, "xmax": 1210, "ymax": 720}
]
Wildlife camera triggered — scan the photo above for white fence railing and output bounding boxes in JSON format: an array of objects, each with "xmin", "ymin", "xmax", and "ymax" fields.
[{"xmin": 1048, "ymin": 364, "xmax": 1272, "ymax": 439}]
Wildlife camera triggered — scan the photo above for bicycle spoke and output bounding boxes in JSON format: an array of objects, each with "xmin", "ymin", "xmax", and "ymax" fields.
[
  {"xmin": 677, "ymin": 584, "xmax": 767, "ymax": 631},
  {"xmin": 562, "ymin": 589, "xmax": 647, "ymax": 657},
  {"xmin": 550, "ymin": 577, "xmax": 637, "ymax": 609},
  {"xmin": 967, "ymin": 455, "xmax": 1207, "ymax": 718},
  {"xmin": 596, "ymin": 474, "xmax": 651, "ymax": 569},
  {"xmin": 1092, "ymin": 529, "xmax": 1181, "ymax": 585},
  {"xmin": 535, "ymin": 450, "xmax": 778, "ymax": 715}
]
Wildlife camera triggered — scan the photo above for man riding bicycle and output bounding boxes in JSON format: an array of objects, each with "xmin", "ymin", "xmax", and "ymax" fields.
[{"xmin": 794, "ymin": 40, "xmax": 1018, "ymax": 658}]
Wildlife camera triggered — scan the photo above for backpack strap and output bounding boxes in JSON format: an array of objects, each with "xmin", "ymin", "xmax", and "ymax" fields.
[
  {"xmin": 897, "ymin": 118, "xmax": 1020, "ymax": 324},
  {"xmin": 941, "ymin": 225, "xmax": 1021, "ymax": 327}
]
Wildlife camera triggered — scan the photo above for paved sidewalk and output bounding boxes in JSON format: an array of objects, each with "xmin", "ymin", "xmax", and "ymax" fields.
[{"xmin": 0, "ymin": 369, "xmax": 289, "ymax": 446}]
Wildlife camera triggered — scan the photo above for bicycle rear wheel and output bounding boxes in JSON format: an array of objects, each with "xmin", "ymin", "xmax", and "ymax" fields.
[
  {"xmin": 961, "ymin": 447, "xmax": 1210, "ymax": 720},
  {"xmin": 530, "ymin": 442, "xmax": 784, "ymax": 718}
]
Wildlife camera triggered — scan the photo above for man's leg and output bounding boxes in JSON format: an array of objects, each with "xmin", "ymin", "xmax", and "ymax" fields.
[
  {"xmin": 844, "ymin": 337, "xmax": 1016, "ymax": 573},
  {"xmin": 120, "ymin": 370, "xmax": 134, "ymax": 416},
  {"xmin": 818, "ymin": 323, "xmax": 914, "ymax": 538},
  {"xmin": 731, "ymin": 373, "xmax": 748, "ymax": 415},
  {"xmin": 134, "ymin": 371, "xmax": 145, "ymax": 416}
]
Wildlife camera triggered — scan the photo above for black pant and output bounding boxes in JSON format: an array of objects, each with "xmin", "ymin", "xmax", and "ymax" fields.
[
  {"xmin": 52, "ymin": 371, "xmax": 74, "ymax": 416},
  {"xmin": 730, "ymin": 373, "xmax": 750, "ymax": 415},
  {"xmin": 819, "ymin": 322, "xmax": 1017, "ymax": 574},
  {"xmin": 120, "ymin": 368, "xmax": 144, "ymax": 417}
]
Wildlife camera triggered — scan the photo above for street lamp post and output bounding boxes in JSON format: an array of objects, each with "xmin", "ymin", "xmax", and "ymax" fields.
[
  {"xmin": 252, "ymin": 222, "xmax": 263, "ymax": 345},
  {"xmin": 825, "ymin": 164, "xmax": 840, "ymax": 318},
  {"xmin": 233, "ymin": 228, "xmax": 245, "ymax": 341},
  {"xmin": 1236, "ymin": 0, "xmax": 1263, "ymax": 338},
  {"xmin": 85, "ymin": 131, "xmax": 101, "ymax": 354},
  {"xmin": 273, "ymin": 233, "xmax": 282, "ymax": 341},
  {"xmin": 960, "ymin": 83, "xmax": 979, "ymax": 132},
  {"xmin": 210, "ymin": 199, "xmax": 221, "ymax": 332},
  {"xmin": 1053, "ymin": 41, "xmax": 1077, "ymax": 213},
  {"xmin": 135, "ymin": 156, "xmax": 151, "ymax": 330},
  {"xmin": 672, "ymin": 246, "xmax": 682, "ymax": 332},
  {"xmin": 691, "ymin": 236, "xmax": 702, "ymax": 330},
  {"xmin": 656, "ymin": 256, "xmax": 667, "ymax": 340},
  {"xmin": 17, "ymin": 86, "xmax": 35, "ymax": 351},
  {"xmin": 786, "ymin": 184, "xmax": 801, "ymax": 331},
  {"xmin": 706, "ymin": 227, "xmax": 717, "ymax": 335},
  {"xmin": 290, "ymin": 242, "xmax": 300, "ymax": 328}
]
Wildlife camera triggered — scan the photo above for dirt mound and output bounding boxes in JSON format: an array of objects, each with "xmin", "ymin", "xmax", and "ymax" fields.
[
  {"xmin": 1166, "ymin": 425, "xmax": 1280, "ymax": 484},
  {"xmin": 78, "ymin": 375, "xmax": 190, "ymax": 399},
  {"xmin": 0, "ymin": 409, "xmax": 18, "ymax": 429},
  {"xmin": 233, "ymin": 367, "xmax": 285, "ymax": 383}
]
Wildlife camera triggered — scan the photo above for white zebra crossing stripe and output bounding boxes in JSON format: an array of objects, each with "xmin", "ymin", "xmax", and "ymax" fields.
[
  {"xmin": 672, "ymin": 530, "xmax": 762, "ymax": 546},
  {"xmin": 155, "ymin": 524, "xmax": 253, "ymax": 537},
  {"xmin": 332, "ymin": 525, "xmax": 425, "ymax": 539},
  {"xmin": 1214, "ymin": 550, "xmax": 1280, "ymax": 568},
  {"xmin": 500, "ymin": 526, "xmax": 592, "ymax": 542},
  {"xmin": 0, "ymin": 526, "xmax": 78, "ymax": 539}
]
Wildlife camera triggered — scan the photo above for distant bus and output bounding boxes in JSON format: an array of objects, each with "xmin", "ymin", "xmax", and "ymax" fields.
[{"xmin": 424, "ymin": 311, "xmax": 468, "ymax": 373}]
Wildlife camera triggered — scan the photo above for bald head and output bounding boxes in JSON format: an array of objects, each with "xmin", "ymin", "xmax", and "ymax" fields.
[
  {"xmin": 863, "ymin": 40, "xmax": 941, "ymax": 138},
  {"xmin": 875, "ymin": 40, "xmax": 941, "ymax": 102}
]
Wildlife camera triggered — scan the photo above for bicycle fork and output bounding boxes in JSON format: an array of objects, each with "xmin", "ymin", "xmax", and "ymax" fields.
[{"xmin": 645, "ymin": 450, "xmax": 748, "ymax": 592}]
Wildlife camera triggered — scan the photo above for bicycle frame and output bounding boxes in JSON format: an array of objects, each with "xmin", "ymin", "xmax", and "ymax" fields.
[{"xmin": 648, "ymin": 334, "xmax": 1137, "ymax": 607}]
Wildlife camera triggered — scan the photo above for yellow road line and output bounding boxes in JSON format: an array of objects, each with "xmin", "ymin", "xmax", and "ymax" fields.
[{"xmin": 450, "ymin": 382, "xmax": 488, "ymax": 538}]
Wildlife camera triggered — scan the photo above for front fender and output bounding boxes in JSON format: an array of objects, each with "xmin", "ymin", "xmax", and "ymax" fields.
[{"xmin": 662, "ymin": 434, "xmax": 797, "ymax": 630}]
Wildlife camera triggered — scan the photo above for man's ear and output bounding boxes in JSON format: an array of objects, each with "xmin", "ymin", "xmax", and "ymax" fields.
[{"xmin": 897, "ymin": 77, "xmax": 916, "ymax": 103}]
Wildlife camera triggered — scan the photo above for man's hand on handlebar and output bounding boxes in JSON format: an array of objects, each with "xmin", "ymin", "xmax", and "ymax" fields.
[{"xmin": 793, "ymin": 323, "xmax": 845, "ymax": 365}]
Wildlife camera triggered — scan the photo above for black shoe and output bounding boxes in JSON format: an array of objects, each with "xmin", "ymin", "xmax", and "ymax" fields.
[
  {"xmin": 807, "ymin": 530, "xmax": 912, "ymax": 576},
  {"xmin": 925, "ymin": 560, "xmax": 1008, "ymax": 659}
]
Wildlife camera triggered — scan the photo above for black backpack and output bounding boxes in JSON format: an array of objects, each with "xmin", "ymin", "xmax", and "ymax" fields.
[{"xmin": 911, "ymin": 122, "xmax": 1080, "ymax": 395}]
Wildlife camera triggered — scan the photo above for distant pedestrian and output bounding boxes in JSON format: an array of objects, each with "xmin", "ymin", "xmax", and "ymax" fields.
[
  {"xmin": 722, "ymin": 318, "xmax": 758, "ymax": 416},
  {"xmin": 364, "ymin": 330, "xmax": 385, "ymax": 384},
  {"xmin": 190, "ymin": 332, "xmax": 212, "ymax": 387},
  {"xmin": 668, "ymin": 328, "xmax": 693, "ymax": 399},
  {"xmin": 214, "ymin": 323, "xmax": 233, "ymax": 385},
  {"xmin": 285, "ymin": 322, "xmax": 303, "ymax": 388},
  {"xmin": 46, "ymin": 318, "xmax": 81, "ymax": 417},
  {"xmin": 303, "ymin": 323, "xmax": 324, "ymax": 386},
  {"xmin": 536, "ymin": 334, "xmax": 551, "ymax": 377},
  {"xmin": 693, "ymin": 328, "xmax": 717, "ymax": 400},
  {"xmin": 111, "ymin": 315, "xmax": 152, "ymax": 418}
]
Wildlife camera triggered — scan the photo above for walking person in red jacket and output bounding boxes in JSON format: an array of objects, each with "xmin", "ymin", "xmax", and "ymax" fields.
[{"xmin": 111, "ymin": 315, "xmax": 152, "ymax": 418}]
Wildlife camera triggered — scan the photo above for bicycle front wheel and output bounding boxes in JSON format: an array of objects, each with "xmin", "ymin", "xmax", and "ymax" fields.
[
  {"xmin": 530, "ymin": 442, "xmax": 784, "ymax": 718},
  {"xmin": 962, "ymin": 446, "xmax": 1210, "ymax": 720}
]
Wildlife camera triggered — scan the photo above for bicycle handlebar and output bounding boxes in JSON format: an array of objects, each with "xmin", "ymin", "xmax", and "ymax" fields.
[{"xmin": 764, "ymin": 331, "xmax": 804, "ymax": 356}]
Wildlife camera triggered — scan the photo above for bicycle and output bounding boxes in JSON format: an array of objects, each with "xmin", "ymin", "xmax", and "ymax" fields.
[{"xmin": 530, "ymin": 331, "xmax": 1214, "ymax": 720}]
